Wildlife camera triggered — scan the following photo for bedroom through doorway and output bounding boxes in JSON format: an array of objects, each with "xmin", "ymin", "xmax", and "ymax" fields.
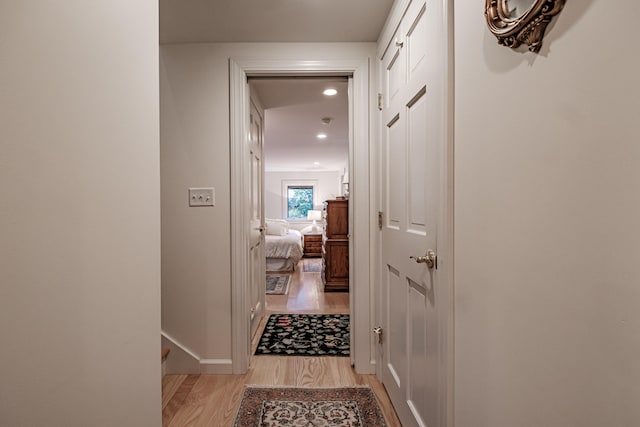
[{"xmin": 249, "ymin": 77, "xmax": 351, "ymax": 355}]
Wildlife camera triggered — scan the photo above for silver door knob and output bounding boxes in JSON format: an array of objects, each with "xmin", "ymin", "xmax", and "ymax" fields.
[{"xmin": 410, "ymin": 250, "xmax": 437, "ymax": 269}]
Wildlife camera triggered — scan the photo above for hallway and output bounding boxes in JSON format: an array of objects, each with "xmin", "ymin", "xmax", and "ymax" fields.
[{"xmin": 162, "ymin": 262, "xmax": 401, "ymax": 426}]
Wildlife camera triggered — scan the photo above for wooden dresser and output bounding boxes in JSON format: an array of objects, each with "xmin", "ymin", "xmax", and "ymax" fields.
[
  {"xmin": 322, "ymin": 199, "xmax": 349, "ymax": 291},
  {"xmin": 303, "ymin": 234, "xmax": 322, "ymax": 257}
]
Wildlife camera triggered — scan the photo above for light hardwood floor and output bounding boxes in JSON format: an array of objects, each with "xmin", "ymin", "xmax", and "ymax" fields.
[{"xmin": 162, "ymin": 259, "xmax": 401, "ymax": 426}]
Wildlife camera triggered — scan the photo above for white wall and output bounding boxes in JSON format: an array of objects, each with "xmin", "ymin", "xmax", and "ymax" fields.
[
  {"xmin": 160, "ymin": 43, "xmax": 376, "ymax": 370},
  {"xmin": 454, "ymin": 2, "xmax": 640, "ymax": 426},
  {"xmin": 0, "ymin": 2, "xmax": 160, "ymax": 426},
  {"xmin": 265, "ymin": 170, "xmax": 341, "ymax": 224}
]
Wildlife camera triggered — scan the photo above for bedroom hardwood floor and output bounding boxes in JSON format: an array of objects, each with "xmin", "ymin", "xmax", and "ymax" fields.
[
  {"xmin": 264, "ymin": 258, "xmax": 349, "ymax": 315},
  {"xmin": 162, "ymin": 261, "xmax": 401, "ymax": 426}
]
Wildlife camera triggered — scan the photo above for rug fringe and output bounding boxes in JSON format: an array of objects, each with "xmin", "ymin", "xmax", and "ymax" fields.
[{"xmin": 243, "ymin": 384, "xmax": 372, "ymax": 390}]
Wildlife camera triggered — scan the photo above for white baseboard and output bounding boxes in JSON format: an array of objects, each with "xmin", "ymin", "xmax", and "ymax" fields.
[
  {"xmin": 161, "ymin": 331, "xmax": 232, "ymax": 375},
  {"xmin": 161, "ymin": 333, "xmax": 200, "ymax": 374},
  {"xmin": 200, "ymin": 359, "xmax": 233, "ymax": 374}
]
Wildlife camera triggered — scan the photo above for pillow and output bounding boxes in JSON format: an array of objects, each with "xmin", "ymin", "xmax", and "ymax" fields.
[{"xmin": 265, "ymin": 219, "xmax": 289, "ymax": 236}]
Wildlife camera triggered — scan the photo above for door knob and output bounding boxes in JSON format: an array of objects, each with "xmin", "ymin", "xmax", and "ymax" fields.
[{"xmin": 410, "ymin": 250, "xmax": 437, "ymax": 269}]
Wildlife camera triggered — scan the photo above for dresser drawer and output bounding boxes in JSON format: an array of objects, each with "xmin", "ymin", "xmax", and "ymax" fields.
[{"xmin": 303, "ymin": 234, "xmax": 323, "ymax": 257}]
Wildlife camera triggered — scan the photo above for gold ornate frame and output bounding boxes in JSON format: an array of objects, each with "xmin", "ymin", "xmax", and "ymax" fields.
[{"xmin": 485, "ymin": 0, "xmax": 565, "ymax": 53}]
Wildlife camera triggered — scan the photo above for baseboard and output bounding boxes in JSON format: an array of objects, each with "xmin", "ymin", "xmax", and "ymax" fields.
[
  {"xmin": 161, "ymin": 332, "xmax": 235, "ymax": 375},
  {"xmin": 161, "ymin": 332, "xmax": 201, "ymax": 375},
  {"xmin": 200, "ymin": 359, "xmax": 233, "ymax": 374},
  {"xmin": 365, "ymin": 359, "xmax": 376, "ymax": 375}
]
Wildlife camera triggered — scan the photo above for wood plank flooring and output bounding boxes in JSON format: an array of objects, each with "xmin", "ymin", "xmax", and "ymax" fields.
[
  {"xmin": 264, "ymin": 259, "xmax": 349, "ymax": 315},
  {"xmin": 162, "ymin": 260, "xmax": 401, "ymax": 426}
]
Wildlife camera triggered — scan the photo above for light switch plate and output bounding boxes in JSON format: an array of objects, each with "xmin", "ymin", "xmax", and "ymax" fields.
[{"xmin": 189, "ymin": 187, "xmax": 215, "ymax": 207}]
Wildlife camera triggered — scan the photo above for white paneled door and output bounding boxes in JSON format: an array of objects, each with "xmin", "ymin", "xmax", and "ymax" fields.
[
  {"xmin": 248, "ymin": 96, "xmax": 265, "ymax": 340},
  {"xmin": 380, "ymin": 1, "xmax": 447, "ymax": 426}
]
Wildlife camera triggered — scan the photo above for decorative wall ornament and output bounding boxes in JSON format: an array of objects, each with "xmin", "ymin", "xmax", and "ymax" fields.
[{"xmin": 485, "ymin": 0, "xmax": 565, "ymax": 53}]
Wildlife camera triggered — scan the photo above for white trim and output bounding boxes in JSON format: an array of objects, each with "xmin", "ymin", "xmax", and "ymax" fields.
[
  {"xmin": 347, "ymin": 68, "xmax": 373, "ymax": 373},
  {"xmin": 161, "ymin": 330, "xmax": 201, "ymax": 361},
  {"xmin": 230, "ymin": 56, "xmax": 373, "ymax": 374},
  {"xmin": 441, "ymin": 1, "xmax": 455, "ymax": 426},
  {"xmin": 348, "ymin": 76, "xmax": 356, "ymax": 368},
  {"xmin": 161, "ymin": 331, "xmax": 234, "ymax": 374},
  {"xmin": 200, "ymin": 359, "xmax": 233, "ymax": 374},
  {"xmin": 230, "ymin": 59, "xmax": 251, "ymax": 374}
]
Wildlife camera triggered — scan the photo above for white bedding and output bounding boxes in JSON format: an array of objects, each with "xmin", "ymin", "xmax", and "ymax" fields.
[{"xmin": 265, "ymin": 229, "xmax": 304, "ymax": 261}]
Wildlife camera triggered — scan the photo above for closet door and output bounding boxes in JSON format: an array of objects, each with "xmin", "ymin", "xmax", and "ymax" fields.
[{"xmin": 379, "ymin": 1, "xmax": 447, "ymax": 426}]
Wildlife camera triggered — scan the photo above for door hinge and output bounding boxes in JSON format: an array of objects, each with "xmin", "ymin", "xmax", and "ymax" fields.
[
  {"xmin": 378, "ymin": 211, "xmax": 383, "ymax": 230},
  {"xmin": 377, "ymin": 93, "xmax": 383, "ymax": 111}
]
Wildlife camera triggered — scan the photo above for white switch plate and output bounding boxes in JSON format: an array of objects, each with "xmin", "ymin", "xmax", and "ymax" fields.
[{"xmin": 189, "ymin": 187, "xmax": 215, "ymax": 207}]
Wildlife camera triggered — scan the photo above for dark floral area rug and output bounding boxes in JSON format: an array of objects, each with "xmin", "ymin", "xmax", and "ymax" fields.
[
  {"xmin": 233, "ymin": 386, "xmax": 386, "ymax": 427},
  {"xmin": 255, "ymin": 314, "xmax": 350, "ymax": 356}
]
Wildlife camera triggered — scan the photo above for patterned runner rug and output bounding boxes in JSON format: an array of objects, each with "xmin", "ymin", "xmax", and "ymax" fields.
[
  {"xmin": 266, "ymin": 274, "xmax": 290, "ymax": 295},
  {"xmin": 233, "ymin": 386, "xmax": 386, "ymax": 427},
  {"xmin": 255, "ymin": 313, "xmax": 349, "ymax": 356}
]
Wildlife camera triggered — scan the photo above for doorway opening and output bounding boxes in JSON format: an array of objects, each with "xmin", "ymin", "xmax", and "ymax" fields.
[{"xmin": 249, "ymin": 76, "xmax": 351, "ymax": 359}]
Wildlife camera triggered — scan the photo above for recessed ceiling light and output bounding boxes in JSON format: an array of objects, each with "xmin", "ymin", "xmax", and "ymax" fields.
[
  {"xmin": 317, "ymin": 133, "xmax": 327, "ymax": 139},
  {"xmin": 313, "ymin": 162, "xmax": 320, "ymax": 166},
  {"xmin": 323, "ymin": 88, "xmax": 337, "ymax": 96}
]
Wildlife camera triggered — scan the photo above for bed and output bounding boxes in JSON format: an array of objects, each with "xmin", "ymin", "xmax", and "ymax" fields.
[{"xmin": 265, "ymin": 221, "xmax": 304, "ymax": 272}]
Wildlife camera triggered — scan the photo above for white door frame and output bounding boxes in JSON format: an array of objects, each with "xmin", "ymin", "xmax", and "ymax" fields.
[{"xmin": 230, "ymin": 57, "xmax": 374, "ymax": 374}]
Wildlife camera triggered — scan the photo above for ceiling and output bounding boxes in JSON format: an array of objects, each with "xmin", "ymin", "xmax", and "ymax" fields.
[
  {"xmin": 250, "ymin": 78, "xmax": 349, "ymax": 172},
  {"xmin": 160, "ymin": 0, "xmax": 395, "ymax": 173},
  {"xmin": 159, "ymin": 0, "xmax": 394, "ymax": 44}
]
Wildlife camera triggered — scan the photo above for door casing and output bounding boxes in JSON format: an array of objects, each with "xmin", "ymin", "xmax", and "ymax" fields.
[{"xmin": 229, "ymin": 57, "xmax": 374, "ymax": 374}]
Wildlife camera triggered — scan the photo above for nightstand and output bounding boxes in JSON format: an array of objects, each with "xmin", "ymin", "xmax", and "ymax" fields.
[{"xmin": 303, "ymin": 234, "xmax": 323, "ymax": 258}]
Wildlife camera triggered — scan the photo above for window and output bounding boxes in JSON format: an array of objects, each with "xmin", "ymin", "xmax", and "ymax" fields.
[
  {"xmin": 281, "ymin": 179, "xmax": 318, "ymax": 220},
  {"xmin": 287, "ymin": 186, "xmax": 314, "ymax": 219}
]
